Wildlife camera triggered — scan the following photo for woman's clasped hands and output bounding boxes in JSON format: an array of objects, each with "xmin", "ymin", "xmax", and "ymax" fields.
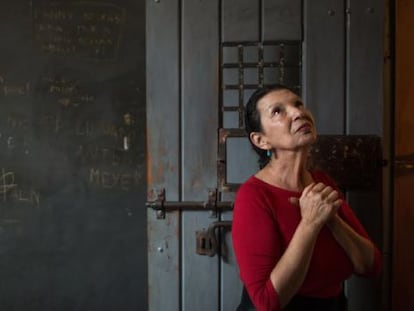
[
  {"xmin": 290, "ymin": 183, "xmax": 343, "ymax": 229},
  {"xmin": 300, "ymin": 182, "xmax": 342, "ymax": 228}
]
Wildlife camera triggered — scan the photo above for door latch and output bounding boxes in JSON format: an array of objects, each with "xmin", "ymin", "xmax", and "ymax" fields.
[{"xmin": 196, "ymin": 221, "xmax": 232, "ymax": 258}]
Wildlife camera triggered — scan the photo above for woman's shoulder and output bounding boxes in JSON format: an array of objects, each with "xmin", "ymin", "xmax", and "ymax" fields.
[
  {"xmin": 236, "ymin": 175, "xmax": 265, "ymax": 197},
  {"xmin": 234, "ymin": 176, "xmax": 276, "ymax": 206},
  {"xmin": 233, "ymin": 176, "xmax": 278, "ymax": 220},
  {"xmin": 237, "ymin": 175, "xmax": 284, "ymax": 196}
]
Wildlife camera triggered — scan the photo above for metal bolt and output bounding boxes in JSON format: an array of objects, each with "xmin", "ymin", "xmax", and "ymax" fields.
[
  {"xmin": 157, "ymin": 247, "xmax": 164, "ymax": 253},
  {"xmin": 156, "ymin": 210, "xmax": 165, "ymax": 219},
  {"xmin": 328, "ymin": 9, "xmax": 335, "ymax": 16},
  {"xmin": 367, "ymin": 7, "xmax": 374, "ymax": 13}
]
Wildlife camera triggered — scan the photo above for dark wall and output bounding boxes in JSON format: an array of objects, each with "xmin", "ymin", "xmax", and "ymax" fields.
[{"xmin": 0, "ymin": 0, "xmax": 147, "ymax": 310}]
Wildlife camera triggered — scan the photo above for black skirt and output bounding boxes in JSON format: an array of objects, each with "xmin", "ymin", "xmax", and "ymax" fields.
[{"xmin": 236, "ymin": 286, "xmax": 347, "ymax": 311}]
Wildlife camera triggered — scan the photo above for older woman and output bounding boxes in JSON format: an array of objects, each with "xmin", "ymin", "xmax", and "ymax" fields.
[{"xmin": 232, "ymin": 85, "xmax": 382, "ymax": 311}]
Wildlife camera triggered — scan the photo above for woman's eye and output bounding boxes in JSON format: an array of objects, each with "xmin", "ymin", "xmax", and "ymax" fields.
[
  {"xmin": 295, "ymin": 100, "xmax": 304, "ymax": 108},
  {"xmin": 272, "ymin": 107, "xmax": 281, "ymax": 115}
]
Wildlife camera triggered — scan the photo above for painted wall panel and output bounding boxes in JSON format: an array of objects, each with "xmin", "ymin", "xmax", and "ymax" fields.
[
  {"xmin": 263, "ymin": 0, "xmax": 302, "ymax": 40},
  {"xmin": 346, "ymin": 192, "xmax": 383, "ymax": 311},
  {"xmin": 146, "ymin": 0, "xmax": 180, "ymax": 191},
  {"xmin": 346, "ymin": 2, "xmax": 384, "ymax": 310},
  {"xmin": 147, "ymin": 211, "xmax": 181, "ymax": 311},
  {"xmin": 146, "ymin": 0, "xmax": 180, "ymax": 310},
  {"xmin": 221, "ymin": 210, "xmax": 242, "ymax": 310},
  {"xmin": 303, "ymin": 0, "xmax": 345, "ymax": 134},
  {"xmin": 222, "ymin": 0, "xmax": 259, "ymax": 42},
  {"xmin": 347, "ymin": 0, "xmax": 384, "ymax": 135},
  {"xmin": 181, "ymin": 0, "xmax": 220, "ymax": 310}
]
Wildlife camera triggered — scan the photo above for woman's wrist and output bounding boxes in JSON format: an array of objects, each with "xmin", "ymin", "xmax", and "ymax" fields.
[
  {"xmin": 326, "ymin": 214, "xmax": 341, "ymax": 230},
  {"xmin": 299, "ymin": 217, "xmax": 325, "ymax": 234}
]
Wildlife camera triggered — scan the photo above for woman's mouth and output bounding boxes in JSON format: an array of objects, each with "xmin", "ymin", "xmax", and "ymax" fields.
[{"xmin": 296, "ymin": 123, "xmax": 312, "ymax": 133}]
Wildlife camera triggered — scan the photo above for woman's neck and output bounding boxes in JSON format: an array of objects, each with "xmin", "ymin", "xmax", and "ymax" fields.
[{"xmin": 256, "ymin": 151, "xmax": 313, "ymax": 192}]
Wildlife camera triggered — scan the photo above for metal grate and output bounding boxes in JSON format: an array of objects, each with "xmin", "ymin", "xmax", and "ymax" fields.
[
  {"xmin": 218, "ymin": 41, "xmax": 302, "ymax": 192},
  {"xmin": 220, "ymin": 41, "xmax": 302, "ymax": 129}
]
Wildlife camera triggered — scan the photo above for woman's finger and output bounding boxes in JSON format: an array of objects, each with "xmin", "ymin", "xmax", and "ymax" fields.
[
  {"xmin": 302, "ymin": 182, "xmax": 316, "ymax": 196},
  {"xmin": 311, "ymin": 182, "xmax": 326, "ymax": 193},
  {"xmin": 289, "ymin": 197, "xmax": 300, "ymax": 206},
  {"xmin": 331, "ymin": 198, "xmax": 343, "ymax": 207},
  {"xmin": 320, "ymin": 186, "xmax": 333, "ymax": 198},
  {"xmin": 325, "ymin": 189, "xmax": 339, "ymax": 202}
]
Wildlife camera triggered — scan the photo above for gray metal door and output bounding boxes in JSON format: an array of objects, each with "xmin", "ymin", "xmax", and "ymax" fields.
[{"xmin": 146, "ymin": 0, "xmax": 384, "ymax": 310}]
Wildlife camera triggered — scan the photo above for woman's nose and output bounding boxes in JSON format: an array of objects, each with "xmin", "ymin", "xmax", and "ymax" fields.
[{"xmin": 290, "ymin": 105, "xmax": 305, "ymax": 120}]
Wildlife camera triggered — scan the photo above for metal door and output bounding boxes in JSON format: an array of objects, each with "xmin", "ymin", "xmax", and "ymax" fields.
[{"xmin": 146, "ymin": 1, "xmax": 384, "ymax": 310}]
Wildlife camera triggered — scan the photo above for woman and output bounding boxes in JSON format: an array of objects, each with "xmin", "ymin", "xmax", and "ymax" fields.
[{"xmin": 232, "ymin": 85, "xmax": 382, "ymax": 311}]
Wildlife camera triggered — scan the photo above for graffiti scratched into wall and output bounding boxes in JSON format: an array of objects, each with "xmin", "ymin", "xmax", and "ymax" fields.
[
  {"xmin": 32, "ymin": 2, "xmax": 126, "ymax": 60},
  {"xmin": 0, "ymin": 169, "xmax": 40, "ymax": 208}
]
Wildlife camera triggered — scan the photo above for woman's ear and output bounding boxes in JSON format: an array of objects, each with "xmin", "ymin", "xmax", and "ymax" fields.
[{"xmin": 249, "ymin": 132, "xmax": 269, "ymax": 151}]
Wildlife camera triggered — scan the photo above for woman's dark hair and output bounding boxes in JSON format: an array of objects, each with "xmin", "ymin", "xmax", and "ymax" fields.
[{"xmin": 244, "ymin": 84, "xmax": 299, "ymax": 168}]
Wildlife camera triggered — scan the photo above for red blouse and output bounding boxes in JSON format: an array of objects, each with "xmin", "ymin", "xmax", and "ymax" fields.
[{"xmin": 231, "ymin": 171, "xmax": 382, "ymax": 311}]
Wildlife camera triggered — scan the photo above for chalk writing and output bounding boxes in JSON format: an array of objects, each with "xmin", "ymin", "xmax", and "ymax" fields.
[
  {"xmin": 76, "ymin": 144, "xmax": 139, "ymax": 166},
  {"xmin": 0, "ymin": 170, "xmax": 17, "ymax": 195},
  {"xmin": 0, "ymin": 169, "xmax": 40, "ymax": 207},
  {"xmin": 3, "ymin": 113, "xmax": 135, "ymax": 140},
  {"xmin": 0, "ymin": 114, "xmax": 64, "ymax": 134},
  {"xmin": 6, "ymin": 136, "xmax": 16, "ymax": 152},
  {"xmin": 74, "ymin": 121, "xmax": 113, "ymax": 137},
  {"xmin": 0, "ymin": 133, "xmax": 31, "ymax": 155},
  {"xmin": 43, "ymin": 76, "xmax": 95, "ymax": 108},
  {"xmin": 0, "ymin": 76, "xmax": 31, "ymax": 96},
  {"xmin": 40, "ymin": 114, "xmax": 64, "ymax": 134},
  {"xmin": 89, "ymin": 168, "xmax": 144, "ymax": 191},
  {"xmin": 32, "ymin": 2, "xmax": 126, "ymax": 60},
  {"xmin": 6, "ymin": 116, "xmax": 30, "ymax": 130}
]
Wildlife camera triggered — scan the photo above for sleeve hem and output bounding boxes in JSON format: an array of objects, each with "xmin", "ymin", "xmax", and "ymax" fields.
[{"xmin": 265, "ymin": 279, "xmax": 281, "ymax": 311}]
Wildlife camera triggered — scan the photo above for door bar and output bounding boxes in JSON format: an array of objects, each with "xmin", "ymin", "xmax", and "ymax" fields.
[{"xmin": 146, "ymin": 188, "xmax": 233, "ymax": 219}]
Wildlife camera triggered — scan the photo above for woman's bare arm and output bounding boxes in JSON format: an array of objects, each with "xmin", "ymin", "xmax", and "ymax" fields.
[
  {"xmin": 270, "ymin": 183, "xmax": 341, "ymax": 307},
  {"xmin": 327, "ymin": 215, "xmax": 375, "ymax": 275}
]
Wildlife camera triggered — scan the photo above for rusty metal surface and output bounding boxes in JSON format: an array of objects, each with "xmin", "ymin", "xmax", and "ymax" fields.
[
  {"xmin": 218, "ymin": 132, "xmax": 382, "ymax": 191},
  {"xmin": 153, "ymin": 133, "xmax": 383, "ymax": 205},
  {"xmin": 196, "ymin": 221, "xmax": 232, "ymax": 257},
  {"xmin": 309, "ymin": 135, "xmax": 382, "ymax": 190},
  {"xmin": 218, "ymin": 128, "xmax": 246, "ymax": 192},
  {"xmin": 181, "ymin": 1, "xmax": 221, "ymax": 310},
  {"xmin": 146, "ymin": 188, "xmax": 233, "ymax": 218},
  {"xmin": 146, "ymin": 0, "xmax": 181, "ymax": 310}
]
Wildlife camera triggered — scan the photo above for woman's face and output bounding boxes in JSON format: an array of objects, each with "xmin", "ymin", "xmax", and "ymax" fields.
[{"xmin": 254, "ymin": 89, "xmax": 317, "ymax": 152}]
